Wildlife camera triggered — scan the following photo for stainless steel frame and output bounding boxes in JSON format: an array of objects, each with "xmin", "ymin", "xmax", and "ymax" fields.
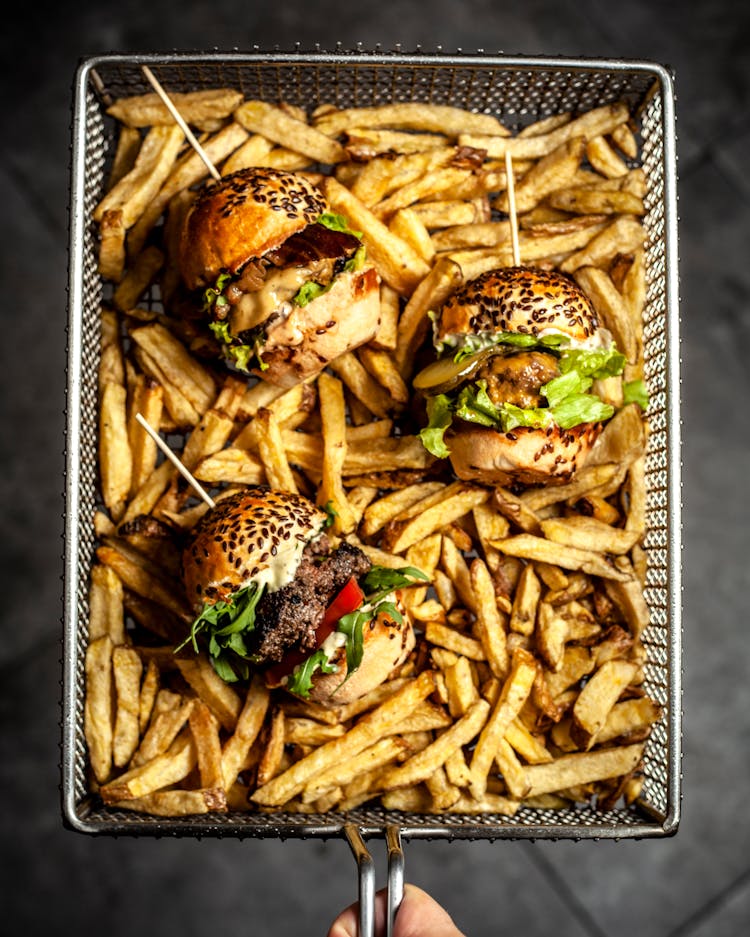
[{"xmin": 62, "ymin": 51, "xmax": 682, "ymax": 851}]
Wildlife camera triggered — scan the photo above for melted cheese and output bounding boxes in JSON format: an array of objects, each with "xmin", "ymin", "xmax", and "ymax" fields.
[{"xmin": 230, "ymin": 265, "xmax": 314, "ymax": 335}]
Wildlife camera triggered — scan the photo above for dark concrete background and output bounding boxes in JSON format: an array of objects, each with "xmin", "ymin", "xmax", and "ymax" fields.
[{"xmin": 1, "ymin": 1, "xmax": 749, "ymax": 934}]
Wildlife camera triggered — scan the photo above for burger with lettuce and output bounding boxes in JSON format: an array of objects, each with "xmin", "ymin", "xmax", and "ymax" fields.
[
  {"xmin": 415, "ymin": 266, "xmax": 645, "ymax": 486},
  {"xmin": 178, "ymin": 167, "xmax": 381, "ymax": 388}
]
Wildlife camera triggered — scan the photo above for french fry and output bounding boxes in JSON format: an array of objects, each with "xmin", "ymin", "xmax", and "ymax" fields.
[
  {"xmin": 470, "ymin": 558, "xmax": 509, "ymax": 678},
  {"xmin": 88, "ymin": 563, "xmax": 125, "ymax": 644},
  {"xmin": 84, "ymin": 634, "xmax": 115, "ymax": 784},
  {"xmin": 176, "ymin": 657, "xmax": 243, "ymax": 733},
  {"xmin": 378, "ymin": 699, "xmax": 490, "ymax": 792},
  {"xmin": 495, "ymin": 137, "xmax": 585, "ymax": 214},
  {"xmin": 112, "ymin": 646, "xmax": 143, "ymax": 768},
  {"xmin": 469, "ymin": 649, "xmax": 537, "ymax": 799},
  {"xmin": 189, "ymin": 700, "xmax": 227, "ymax": 806},
  {"xmin": 107, "ymin": 88, "xmax": 243, "ymax": 128},
  {"xmin": 132, "ymin": 692, "xmax": 194, "ymax": 767},
  {"xmin": 315, "ymin": 102, "xmax": 509, "ymax": 138},
  {"xmin": 316, "ymin": 371, "xmax": 357, "ymax": 534},
  {"xmin": 458, "ymin": 102, "xmax": 629, "ymax": 159},
  {"xmin": 251, "ymin": 671, "xmax": 437, "ymax": 806},
  {"xmin": 492, "ymin": 534, "xmax": 634, "ymax": 581},
  {"xmin": 256, "ymin": 705, "xmax": 286, "ymax": 788},
  {"xmin": 254, "ymin": 406, "xmax": 298, "ymax": 493},
  {"xmin": 522, "ymin": 743, "xmax": 644, "ymax": 798},
  {"xmin": 98, "ymin": 209, "xmax": 126, "ymax": 282},
  {"xmin": 99, "ymin": 382, "xmax": 133, "ymax": 522},
  {"xmin": 234, "ymin": 100, "xmax": 347, "ymax": 164},
  {"xmin": 100, "ymin": 732, "xmax": 197, "ymax": 804},
  {"xmin": 322, "ymin": 176, "xmax": 430, "ymax": 295},
  {"xmin": 93, "ymin": 124, "xmax": 184, "ymax": 227},
  {"xmin": 384, "ymin": 483, "xmax": 490, "ymax": 555},
  {"xmin": 221, "ymin": 675, "xmax": 271, "ymax": 790}
]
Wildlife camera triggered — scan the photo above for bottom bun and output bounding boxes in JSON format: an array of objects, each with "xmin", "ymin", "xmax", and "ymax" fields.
[
  {"xmin": 255, "ymin": 265, "xmax": 381, "ymax": 388},
  {"xmin": 447, "ymin": 421, "xmax": 604, "ymax": 487},
  {"xmin": 306, "ymin": 606, "xmax": 416, "ymax": 708}
]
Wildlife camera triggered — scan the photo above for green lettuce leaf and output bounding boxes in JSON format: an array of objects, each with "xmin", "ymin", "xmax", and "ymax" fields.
[
  {"xmin": 550, "ymin": 394, "xmax": 614, "ymax": 429},
  {"xmin": 419, "ymin": 393, "xmax": 454, "ymax": 458},
  {"xmin": 623, "ymin": 378, "xmax": 649, "ymax": 410},
  {"xmin": 317, "ymin": 212, "xmax": 362, "ymax": 239}
]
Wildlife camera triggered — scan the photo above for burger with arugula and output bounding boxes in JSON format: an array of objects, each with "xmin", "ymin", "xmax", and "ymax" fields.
[
  {"xmin": 178, "ymin": 167, "xmax": 381, "ymax": 388},
  {"xmin": 415, "ymin": 266, "xmax": 645, "ymax": 486},
  {"xmin": 178, "ymin": 486, "xmax": 425, "ymax": 705}
]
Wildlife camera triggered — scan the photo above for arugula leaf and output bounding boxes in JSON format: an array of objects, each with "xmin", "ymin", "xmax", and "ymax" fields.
[
  {"xmin": 322, "ymin": 500, "xmax": 338, "ymax": 528},
  {"xmin": 285, "ymin": 648, "xmax": 338, "ymax": 698},
  {"xmin": 175, "ymin": 582, "xmax": 265, "ymax": 683},
  {"xmin": 361, "ymin": 565, "xmax": 429, "ymax": 597}
]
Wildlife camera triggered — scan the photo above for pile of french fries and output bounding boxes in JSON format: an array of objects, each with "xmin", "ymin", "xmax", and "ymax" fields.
[{"xmin": 85, "ymin": 86, "xmax": 660, "ymax": 819}]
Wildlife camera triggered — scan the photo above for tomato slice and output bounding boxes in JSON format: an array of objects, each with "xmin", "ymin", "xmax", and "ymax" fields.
[{"xmin": 264, "ymin": 576, "xmax": 365, "ymax": 687}]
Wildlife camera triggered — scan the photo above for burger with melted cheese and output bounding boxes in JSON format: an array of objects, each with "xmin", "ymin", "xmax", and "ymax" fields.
[
  {"xmin": 179, "ymin": 167, "xmax": 381, "ymax": 388},
  {"xmin": 415, "ymin": 267, "xmax": 631, "ymax": 486},
  {"xmin": 178, "ymin": 486, "xmax": 423, "ymax": 706}
]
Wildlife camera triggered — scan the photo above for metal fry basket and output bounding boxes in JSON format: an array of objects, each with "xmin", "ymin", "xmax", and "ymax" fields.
[{"xmin": 62, "ymin": 49, "xmax": 682, "ymax": 861}]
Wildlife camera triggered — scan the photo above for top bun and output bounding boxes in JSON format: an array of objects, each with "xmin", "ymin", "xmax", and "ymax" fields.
[
  {"xmin": 434, "ymin": 266, "xmax": 601, "ymax": 347},
  {"xmin": 179, "ymin": 168, "xmax": 329, "ymax": 291},
  {"xmin": 181, "ymin": 487, "xmax": 327, "ymax": 612}
]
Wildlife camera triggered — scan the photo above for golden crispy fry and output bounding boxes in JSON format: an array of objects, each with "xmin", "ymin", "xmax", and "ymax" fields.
[
  {"xmin": 469, "ymin": 649, "xmax": 537, "ymax": 799},
  {"xmin": 395, "ymin": 256, "xmax": 464, "ymax": 377},
  {"xmin": 458, "ymin": 102, "xmax": 629, "ymax": 159},
  {"xmin": 221, "ymin": 675, "xmax": 271, "ymax": 790},
  {"xmin": 176, "ymin": 657, "xmax": 243, "ymax": 733},
  {"xmin": 492, "ymin": 534, "xmax": 634, "ymax": 581},
  {"xmin": 88, "ymin": 563, "xmax": 125, "ymax": 644},
  {"xmin": 112, "ymin": 646, "xmax": 143, "ymax": 768},
  {"xmin": 100, "ymin": 732, "xmax": 197, "ymax": 804},
  {"xmin": 99, "ymin": 383, "xmax": 133, "ymax": 522},
  {"xmin": 523, "ymin": 743, "xmax": 644, "ymax": 798},
  {"xmin": 470, "ymin": 558, "xmax": 509, "ymax": 679},
  {"xmin": 97, "ymin": 209, "xmax": 127, "ymax": 282},
  {"xmin": 84, "ymin": 634, "xmax": 115, "ymax": 784},
  {"xmin": 235, "ymin": 100, "xmax": 347, "ymax": 164},
  {"xmin": 93, "ymin": 125, "xmax": 184, "ymax": 227},
  {"xmin": 378, "ymin": 699, "xmax": 490, "ymax": 792},
  {"xmin": 251, "ymin": 672, "xmax": 437, "ymax": 806},
  {"xmin": 322, "ymin": 176, "xmax": 430, "ymax": 295},
  {"xmin": 314, "ymin": 102, "xmax": 509, "ymax": 138},
  {"xmin": 189, "ymin": 700, "xmax": 227, "ymax": 807},
  {"xmin": 107, "ymin": 88, "xmax": 243, "ymax": 128},
  {"xmin": 495, "ymin": 137, "xmax": 585, "ymax": 214}
]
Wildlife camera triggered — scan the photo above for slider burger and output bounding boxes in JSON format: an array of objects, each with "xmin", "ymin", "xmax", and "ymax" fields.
[
  {"xmin": 179, "ymin": 167, "xmax": 381, "ymax": 388},
  {"xmin": 178, "ymin": 486, "xmax": 424, "ymax": 706},
  {"xmin": 415, "ymin": 267, "xmax": 628, "ymax": 486}
]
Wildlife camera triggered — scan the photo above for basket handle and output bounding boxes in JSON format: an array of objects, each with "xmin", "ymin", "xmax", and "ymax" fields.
[{"xmin": 344, "ymin": 823, "xmax": 405, "ymax": 937}]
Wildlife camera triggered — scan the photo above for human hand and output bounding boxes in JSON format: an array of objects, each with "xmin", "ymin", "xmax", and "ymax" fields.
[{"xmin": 327, "ymin": 882, "xmax": 466, "ymax": 937}]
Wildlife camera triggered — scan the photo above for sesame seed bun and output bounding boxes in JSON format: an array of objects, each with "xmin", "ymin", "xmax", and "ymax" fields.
[
  {"xmin": 179, "ymin": 167, "xmax": 328, "ymax": 291},
  {"xmin": 445, "ymin": 420, "xmax": 604, "ymax": 487},
  {"xmin": 304, "ymin": 600, "xmax": 415, "ymax": 708},
  {"xmin": 434, "ymin": 266, "xmax": 600, "ymax": 347},
  {"xmin": 181, "ymin": 487, "xmax": 327, "ymax": 612}
]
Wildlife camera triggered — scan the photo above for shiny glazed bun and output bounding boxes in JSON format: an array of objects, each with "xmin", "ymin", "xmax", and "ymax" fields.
[
  {"xmin": 179, "ymin": 167, "xmax": 328, "ymax": 291},
  {"xmin": 445, "ymin": 421, "xmax": 604, "ymax": 487},
  {"xmin": 181, "ymin": 487, "xmax": 327, "ymax": 613},
  {"xmin": 434, "ymin": 266, "xmax": 601, "ymax": 348}
]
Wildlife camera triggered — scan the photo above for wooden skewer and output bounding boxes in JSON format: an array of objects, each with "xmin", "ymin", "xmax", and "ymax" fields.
[
  {"xmin": 136, "ymin": 412, "xmax": 217, "ymax": 510},
  {"xmin": 141, "ymin": 65, "xmax": 221, "ymax": 181},
  {"xmin": 505, "ymin": 150, "xmax": 521, "ymax": 267}
]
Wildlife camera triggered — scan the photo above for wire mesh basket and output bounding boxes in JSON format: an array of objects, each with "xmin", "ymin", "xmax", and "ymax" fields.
[{"xmin": 62, "ymin": 49, "xmax": 682, "ymax": 842}]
